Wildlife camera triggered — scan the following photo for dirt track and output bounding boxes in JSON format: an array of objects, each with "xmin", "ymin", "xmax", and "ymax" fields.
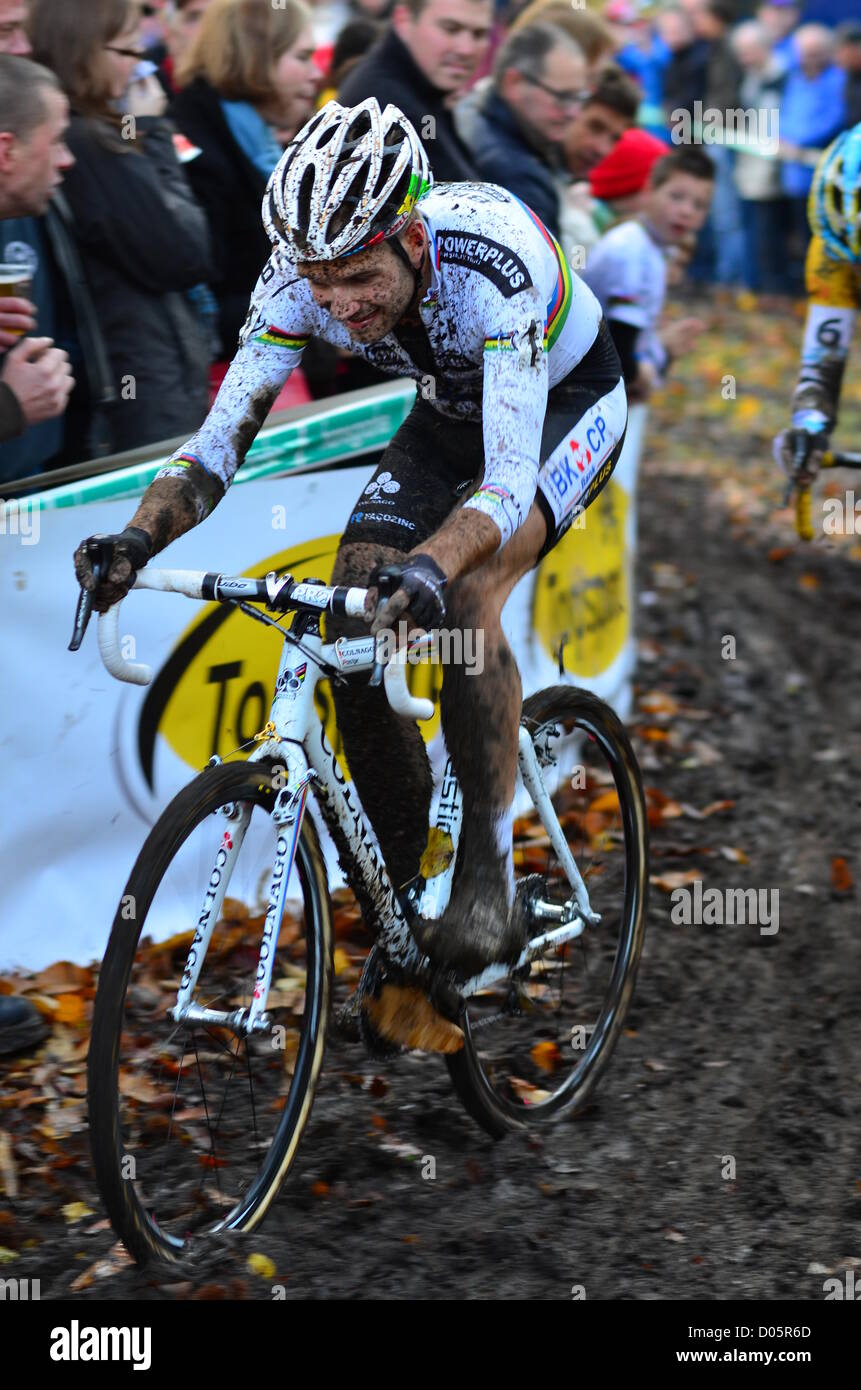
[{"xmin": 4, "ymin": 302, "xmax": 861, "ymax": 1300}]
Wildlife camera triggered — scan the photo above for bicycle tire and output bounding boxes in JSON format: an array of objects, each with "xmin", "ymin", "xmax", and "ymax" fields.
[
  {"xmin": 88, "ymin": 760, "xmax": 332, "ymax": 1265},
  {"xmin": 446, "ymin": 686, "xmax": 648, "ymax": 1138}
]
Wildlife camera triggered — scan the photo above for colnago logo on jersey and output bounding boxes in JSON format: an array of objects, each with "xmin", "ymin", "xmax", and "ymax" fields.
[{"xmin": 436, "ymin": 231, "xmax": 532, "ymax": 298}]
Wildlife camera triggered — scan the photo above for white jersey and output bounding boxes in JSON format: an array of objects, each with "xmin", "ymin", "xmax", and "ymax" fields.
[
  {"xmin": 581, "ymin": 219, "xmax": 669, "ymax": 377},
  {"xmin": 158, "ymin": 182, "xmax": 604, "ymax": 546}
]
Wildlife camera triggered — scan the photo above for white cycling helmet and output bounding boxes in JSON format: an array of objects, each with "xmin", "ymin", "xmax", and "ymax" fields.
[{"xmin": 263, "ymin": 98, "xmax": 433, "ymax": 262}]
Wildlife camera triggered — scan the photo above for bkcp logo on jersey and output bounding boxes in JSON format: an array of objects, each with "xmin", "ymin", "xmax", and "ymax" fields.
[
  {"xmin": 437, "ymin": 231, "xmax": 532, "ymax": 298},
  {"xmin": 568, "ymin": 438, "xmax": 592, "ymax": 473}
]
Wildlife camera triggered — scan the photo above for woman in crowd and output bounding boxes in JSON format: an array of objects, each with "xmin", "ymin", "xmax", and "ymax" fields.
[
  {"xmin": 169, "ymin": 0, "xmax": 319, "ymax": 357},
  {"xmin": 28, "ymin": 0, "xmax": 213, "ymax": 454}
]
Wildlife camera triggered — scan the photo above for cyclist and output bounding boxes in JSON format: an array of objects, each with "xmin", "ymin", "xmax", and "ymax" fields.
[
  {"xmin": 774, "ymin": 122, "xmax": 861, "ymax": 485},
  {"xmin": 74, "ymin": 98, "xmax": 627, "ymax": 976}
]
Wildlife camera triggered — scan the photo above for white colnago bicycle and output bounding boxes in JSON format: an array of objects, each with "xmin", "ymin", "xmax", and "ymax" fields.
[{"xmin": 81, "ymin": 563, "xmax": 648, "ymax": 1266}]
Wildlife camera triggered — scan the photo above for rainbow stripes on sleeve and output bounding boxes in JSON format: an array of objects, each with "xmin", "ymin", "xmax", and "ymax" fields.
[
  {"xmin": 514, "ymin": 199, "xmax": 572, "ymax": 350},
  {"xmin": 483, "ymin": 200, "xmax": 572, "ymax": 354},
  {"xmin": 253, "ymin": 326, "xmax": 310, "ymax": 351}
]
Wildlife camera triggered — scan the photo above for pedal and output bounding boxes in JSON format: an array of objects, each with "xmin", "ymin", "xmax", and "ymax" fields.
[{"xmin": 361, "ymin": 984, "xmax": 464, "ymax": 1054}]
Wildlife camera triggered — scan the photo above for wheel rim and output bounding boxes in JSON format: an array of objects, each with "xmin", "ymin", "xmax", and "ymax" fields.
[
  {"xmin": 98, "ymin": 784, "xmax": 325, "ymax": 1253},
  {"xmin": 458, "ymin": 709, "xmax": 646, "ymax": 1123}
]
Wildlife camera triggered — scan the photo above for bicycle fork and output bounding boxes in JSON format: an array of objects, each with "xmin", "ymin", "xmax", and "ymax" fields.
[{"xmin": 168, "ymin": 755, "xmax": 316, "ymax": 1038}]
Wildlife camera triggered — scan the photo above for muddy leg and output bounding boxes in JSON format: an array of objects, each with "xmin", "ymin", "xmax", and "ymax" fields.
[
  {"xmin": 329, "ymin": 541, "xmax": 433, "ymax": 894},
  {"xmin": 413, "ymin": 504, "xmax": 548, "ymax": 973}
]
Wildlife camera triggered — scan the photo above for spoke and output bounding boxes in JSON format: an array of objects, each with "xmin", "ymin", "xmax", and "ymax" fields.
[
  {"xmin": 243, "ymin": 1038, "xmax": 260, "ymax": 1152},
  {"xmin": 191, "ymin": 1030, "xmax": 222, "ymax": 1196},
  {"xmin": 212, "ymin": 1038, "xmax": 242, "ymax": 1143}
]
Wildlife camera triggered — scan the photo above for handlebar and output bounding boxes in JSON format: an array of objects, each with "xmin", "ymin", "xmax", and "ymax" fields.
[
  {"xmin": 78, "ymin": 567, "xmax": 434, "ymax": 722},
  {"xmin": 793, "ymin": 450, "xmax": 861, "ymax": 542}
]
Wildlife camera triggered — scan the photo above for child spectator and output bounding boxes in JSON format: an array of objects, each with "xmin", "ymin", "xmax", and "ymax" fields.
[{"xmin": 582, "ymin": 145, "xmax": 713, "ymax": 401}]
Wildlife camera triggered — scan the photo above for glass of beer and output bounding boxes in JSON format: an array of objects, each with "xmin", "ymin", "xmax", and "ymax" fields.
[{"xmin": 0, "ymin": 263, "xmax": 34, "ymax": 335}]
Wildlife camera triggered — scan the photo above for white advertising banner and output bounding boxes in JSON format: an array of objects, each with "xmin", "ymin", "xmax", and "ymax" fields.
[{"xmin": 1, "ymin": 395, "xmax": 637, "ymax": 970}]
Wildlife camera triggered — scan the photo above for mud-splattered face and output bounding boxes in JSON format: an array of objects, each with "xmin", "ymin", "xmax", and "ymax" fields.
[{"xmin": 296, "ymin": 223, "xmax": 427, "ymax": 343}]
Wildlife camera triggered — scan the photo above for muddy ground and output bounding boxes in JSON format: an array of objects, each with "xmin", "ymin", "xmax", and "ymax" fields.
[{"xmin": 2, "ymin": 300, "xmax": 860, "ymax": 1300}]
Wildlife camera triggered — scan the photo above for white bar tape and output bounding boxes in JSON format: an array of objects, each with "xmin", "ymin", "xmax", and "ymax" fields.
[
  {"xmin": 133, "ymin": 569, "xmax": 206, "ymax": 598},
  {"xmin": 343, "ymin": 587, "xmax": 368, "ymax": 618},
  {"xmin": 384, "ymin": 644, "xmax": 434, "ymax": 722},
  {"xmin": 97, "ymin": 604, "xmax": 152, "ymax": 686}
]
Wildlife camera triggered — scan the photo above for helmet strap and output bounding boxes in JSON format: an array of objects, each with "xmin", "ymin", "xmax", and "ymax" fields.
[{"xmin": 389, "ymin": 231, "xmax": 427, "ymax": 314}]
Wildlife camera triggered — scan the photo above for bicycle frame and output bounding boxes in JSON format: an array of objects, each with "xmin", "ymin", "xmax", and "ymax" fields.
[{"xmin": 97, "ymin": 571, "xmax": 601, "ymax": 1037}]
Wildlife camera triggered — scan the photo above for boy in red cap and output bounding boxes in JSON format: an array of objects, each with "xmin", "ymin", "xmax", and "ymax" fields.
[{"xmin": 589, "ymin": 126, "xmax": 670, "ymax": 217}]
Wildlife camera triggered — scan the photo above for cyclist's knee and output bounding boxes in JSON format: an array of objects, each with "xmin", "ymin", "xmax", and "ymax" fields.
[
  {"xmin": 331, "ymin": 539, "xmax": 401, "ymax": 586},
  {"xmin": 329, "ymin": 540, "xmax": 403, "ymax": 640}
]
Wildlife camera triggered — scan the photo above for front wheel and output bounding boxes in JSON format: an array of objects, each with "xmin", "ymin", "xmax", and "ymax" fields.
[
  {"xmin": 446, "ymin": 687, "xmax": 648, "ymax": 1138},
  {"xmin": 88, "ymin": 760, "xmax": 332, "ymax": 1265}
]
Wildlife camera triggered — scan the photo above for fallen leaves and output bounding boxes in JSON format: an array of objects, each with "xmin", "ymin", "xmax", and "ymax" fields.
[
  {"xmin": 719, "ymin": 846, "xmax": 749, "ymax": 864},
  {"xmin": 640, "ymin": 691, "xmax": 679, "ymax": 718},
  {"xmin": 0, "ymin": 1133, "xmax": 17, "ymax": 1198},
  {"xmin": 31, "ymin": 962, "xmax": 91, "ymax": 994},
  {"xmin": 509, "ymin": 1077, "xmax": 552, "ymax": 1105},
  {"xmin": 646, "ymin": 787, "xmax": 684, "ymax": 825},
  {"xmin": 530, "ymin": 1041, "xmax": 561, "ymax": 1073},
  {"xmin": 61, "ymin": 1201, "xmax": 94, "ymax": 1224},
  {"xmin": 687, "ymin": 799, "xmax": 735, "ymax": 820},
  {"xmin": 651, "ymin": 869, "xmax": 701, "ymax": 892},
  {"xmin": 332, "ymin": 947, "xmax": 351, "ymax": 977},
  {"xmin": 69, "ymin": 1242, "xmax": 132, "ymax": 1290},
  {"xmin": 831, "ymin": 857, "xmax": 853, "ymax": 895},
  {"xmin": 54, "ymin": 995, "xmax": 86, "ymax": 1027}
]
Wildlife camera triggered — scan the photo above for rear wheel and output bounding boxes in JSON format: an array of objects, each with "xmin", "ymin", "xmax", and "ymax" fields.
[
  {"xmin": 446, "ymin": 687, "xmax": 648, "ymax": 1138},
  {"xmin": 88, "ymin": 760, "xmax": 332, "ymax": 1265}
]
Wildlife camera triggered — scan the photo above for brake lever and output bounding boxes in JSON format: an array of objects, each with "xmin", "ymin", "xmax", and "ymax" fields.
[
  {"xmin": 369, "ymin": 632, "xmax": 387, "ymax": 688},
  {"xmin": 367, "ymin": 569, "xmax": 401, "ymax": 689},
  {"xmin": 68, "ymin": 541, "xmax": 110, "ymax": 652}
]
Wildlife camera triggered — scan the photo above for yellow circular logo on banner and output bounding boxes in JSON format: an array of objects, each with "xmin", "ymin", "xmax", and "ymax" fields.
[
  {"xmin": 532, "ymin": 481, "xmax": 629, "ymax": 678},
  {"xmin": 141, "ymin": 538, "xmax": 443, "ymax": 788}
]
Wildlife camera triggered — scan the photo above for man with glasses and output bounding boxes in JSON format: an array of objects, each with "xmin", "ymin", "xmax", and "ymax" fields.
[{"xmin": 465, "ymin": 22, "xmax": 589, "ymax": 241}]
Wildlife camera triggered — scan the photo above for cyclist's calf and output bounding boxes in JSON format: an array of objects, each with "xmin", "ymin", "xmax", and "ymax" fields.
[{"xmin": 328, "ymin": 540, "xmax": 432, "ymax": 892}]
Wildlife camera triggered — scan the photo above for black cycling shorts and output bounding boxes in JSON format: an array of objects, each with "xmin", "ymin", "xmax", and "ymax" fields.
[{"xmin": 340, "ymin": 317, "xmax": 627, "ymax": 563}]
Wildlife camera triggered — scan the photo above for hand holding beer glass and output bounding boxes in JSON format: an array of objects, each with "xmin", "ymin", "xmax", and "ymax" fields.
[
  {"xmin": 0, "ymin": 263, "xmax": 74, "ymax": 428},
  {"xmin": 0, "ymin": 262, "xmax": 37, "ymax": 346}
]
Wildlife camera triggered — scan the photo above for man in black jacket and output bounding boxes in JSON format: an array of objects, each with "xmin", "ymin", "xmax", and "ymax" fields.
[
  {"xmin": 0, "ymin": 53, "xmax": 75, "ymax": 477},
  {"xmin": 468, "ymin": 22, "xmax": 588, "ymax": 241},
  {"xmin": 338, "ymin": 0, "xmax": 492, "ymax": 184}
]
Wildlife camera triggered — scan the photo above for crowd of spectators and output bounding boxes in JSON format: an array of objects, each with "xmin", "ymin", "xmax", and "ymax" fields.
[{"xmin": 1, "ymin": 0, "xmax": 859, "ymax": 485}]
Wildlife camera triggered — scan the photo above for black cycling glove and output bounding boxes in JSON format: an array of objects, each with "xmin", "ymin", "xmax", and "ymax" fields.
[
  {"xmin": 371, "ymin": 554, "xmax": 447, "ymax": 630},
  {"xmin": 73, "ymin": 526, "xmax": 153, "ymax": 613}
]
